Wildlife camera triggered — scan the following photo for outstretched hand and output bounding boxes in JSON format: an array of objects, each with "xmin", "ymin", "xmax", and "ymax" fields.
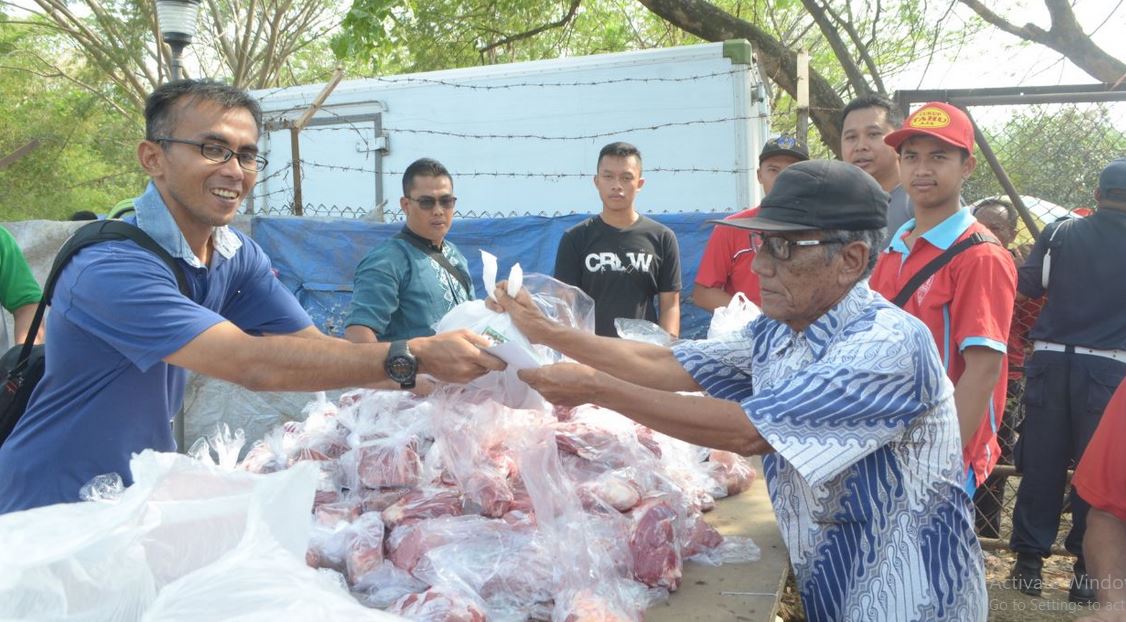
[
  {"xmin": 487, "ymin": 282, "xmax": 557, "ymax": 345},
  {"xmin": 411, "ymin": 329, "xmax": 506, "ymax": 384},
  {"xmin": 517, "ymin": 362, "xmax": 600, "ymax": 408}
]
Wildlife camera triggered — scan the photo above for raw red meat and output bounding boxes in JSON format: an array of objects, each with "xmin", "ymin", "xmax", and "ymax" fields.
[
  {"xmin": 345, "ymin": 513, "xmax": 387, "ymax": 585},
  {"xmin": 314, "ymin": 500, "xmax": 361, "ymax": 527},
  {"xmin": 360, "ymin": 488, "xmax": 410, "ymax": 514},
  {"xmin": 388, "ymin": 587, "xmax": 487, "ymax": 622},
  {"xmin": 577, "ymin": 472, "xmax": 642, "ymax": 513},
  {"xmin": 356, "ymin": 439, "xmax": 423, "ymax": 488},
  {"xmin": 708, "ymin": 450, "xmax": 755, "ymax": 496},
  {"xmin": 628, "ymin": 496, "xmax": 682, "ymax": 590},
  {"xmin": 681, "ymin": 516, "xmax": 724, "ymax": 558},
  {"xmin": 461, "ymin": 470, "xmax": 514, "ymax": 518},
  {"xmin": 555, "ymin": 589, "xmax": 635, "ymax": 622},
  {"xmin": 382, "ymin": 489, "xmax": 463, "ymax": 528}
]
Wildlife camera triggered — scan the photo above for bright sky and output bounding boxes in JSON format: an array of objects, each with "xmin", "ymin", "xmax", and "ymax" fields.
[{"xmin": 891, "ymin": 0, "xmax": 1125, "ymax": 91}]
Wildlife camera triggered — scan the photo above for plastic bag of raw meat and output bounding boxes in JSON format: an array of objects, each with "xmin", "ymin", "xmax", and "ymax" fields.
[
  {"xmin": 515, "ymin": 428, "xmax": 651, "ymax": 622},
  {"xmin": 427, "ymin": 398, "xmax": 539, "ymax": 519}
]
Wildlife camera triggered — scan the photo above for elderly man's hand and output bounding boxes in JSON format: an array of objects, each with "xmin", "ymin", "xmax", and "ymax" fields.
[
  {"xmin": 410, "ymin": 329, "xmax": 506, "ymax": 384},
  {"xmin": 517, "ymin": 362, "xmax": 599, "ymax": 408},
  {"xmin": 487, "ymin": 283, "xmax": 557, "ymax": 345}
]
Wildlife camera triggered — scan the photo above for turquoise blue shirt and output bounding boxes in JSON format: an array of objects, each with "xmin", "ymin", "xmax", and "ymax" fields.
[{"xmin": 346, "ymin": 229, "xmax": 474, "ymax": 341}]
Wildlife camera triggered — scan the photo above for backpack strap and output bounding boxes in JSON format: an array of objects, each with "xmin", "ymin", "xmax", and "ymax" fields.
[
  {"xmin": 892, "ymin": 232, "xmax": 999, "ymax": 308},
  {"xmin": 11, "ymin": 220, "xmax": 190, "ymax": 371},
  {"xmin": 393, "ymin": 230, "xmax": 473, "ymax": 297}
]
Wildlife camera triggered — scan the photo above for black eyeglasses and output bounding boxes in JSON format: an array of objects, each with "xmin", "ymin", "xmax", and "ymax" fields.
[
  {"xmin": 749, "ymin": 231, "xmax": 848, "ymax": 261},
  {"xmin": 408, "ymin": 195, "xmax": 457, "ymax": 210},
  {"xmin": 153, "ymin": 138, "xmax": 268, "ymax": 172}
]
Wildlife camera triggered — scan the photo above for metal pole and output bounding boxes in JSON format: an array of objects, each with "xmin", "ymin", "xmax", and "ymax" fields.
[
  {"xmin": 169, "ymin": 41, "xmax": 186, "ymax": 81},
  {"xmin": 291, "ymin": 127, "xmax": 303, "ymax": 216}
]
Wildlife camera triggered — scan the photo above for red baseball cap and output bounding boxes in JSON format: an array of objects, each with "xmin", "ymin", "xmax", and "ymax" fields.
[{"xmin": 884, "ymin": 101, "xmax": 975, "ymax": 153}]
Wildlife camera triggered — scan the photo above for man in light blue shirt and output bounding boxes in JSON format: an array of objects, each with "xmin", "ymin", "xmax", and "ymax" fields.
[
  {"xmin": 345, "ymin": 158, "xmax": 474, "ymax": 343},
  {"xmin": 0, "ymin": 80, "xmax": 502, "ymax": 514},
  {"xmin": 494, "ymin": 160, "xmax": 986, "ymax": 621}
]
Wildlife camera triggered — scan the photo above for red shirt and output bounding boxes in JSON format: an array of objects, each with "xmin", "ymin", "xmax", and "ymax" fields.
[
  {"xmin": 1073, "ymin": 378, "xmax": 1126, "ymax": 522},
  {"xmin": 694, "ymin": 207, "xmax": 761, "ymax": 306},
  {"xmin": 869, "ymin": 209, "xmax": 1017, "ymax": 488}
]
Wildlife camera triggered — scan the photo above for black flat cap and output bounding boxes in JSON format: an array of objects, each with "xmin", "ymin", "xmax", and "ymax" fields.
[{"xmin": 715, "ymin": 160, "xmax": 889, "ymax": 232}]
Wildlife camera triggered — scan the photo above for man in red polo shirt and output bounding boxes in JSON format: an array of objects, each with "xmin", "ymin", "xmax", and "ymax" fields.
[
  {"xmin": 869, "ymin": 102, "xmax": 1016, "ymax": 495},
  {"xmin": 1074, "ymin": 378, "xmax": 1126, "ymax": 615},
  {"xmin": 693, "ymin": 136, "xmax": 809, "ymax": 310}
]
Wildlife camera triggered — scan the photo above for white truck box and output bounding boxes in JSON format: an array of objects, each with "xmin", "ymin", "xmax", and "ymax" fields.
[{"xmin": 250, "ymin": 40, "xmax": 771, "ymax": 219}]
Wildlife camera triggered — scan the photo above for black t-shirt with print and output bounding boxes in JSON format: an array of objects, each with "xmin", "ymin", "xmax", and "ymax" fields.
[{"xmin": 553, "ymin": 214, "xmax": 681, "ymax": 337}]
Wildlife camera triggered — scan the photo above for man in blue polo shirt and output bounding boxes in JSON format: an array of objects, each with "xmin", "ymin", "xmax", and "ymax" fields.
[
  {"xmin": 0, "ymin": 80, "xmax": 503, "ymax": 515},
  {"xmin": 1009, "ymin": 158, "xmax": 1126, "ymax": 604},
  {"xmin": 345, "ymin": 158, "xmax": 474, "ymax": 343}
]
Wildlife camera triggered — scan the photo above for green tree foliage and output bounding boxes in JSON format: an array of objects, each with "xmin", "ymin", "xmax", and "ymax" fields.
[
  {"xmin": 0, "ymin": 17, "xmax": 145, "ymax": 221},
  {"xmin": 964, "ymin": 104, "xmax": 1126, "ymax": 211},
  {"xmin": 331, "ymin": 0, "xmax": 696, "ymax": 76},
  {"xmin": 330, "ymin": 0, "xmax": 984, "ymax": 152}
]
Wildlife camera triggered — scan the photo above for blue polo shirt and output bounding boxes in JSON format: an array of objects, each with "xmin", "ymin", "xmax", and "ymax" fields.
[
  {"xmin": 0, "ymin": 183, "xmax": 311, "ymax": 513},
  {"xmin": 1018, "ymin": 208, "xmax": 1126, "ymax": 350}
]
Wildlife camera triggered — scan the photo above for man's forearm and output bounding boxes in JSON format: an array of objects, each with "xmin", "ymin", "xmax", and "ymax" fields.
[
  {"xmin": 541, "ymin": 323, "xmax": 697, "ymax": 392},
  {"xmin": 955, "ymin": 347, "xmax": 1003, "ymax": 447},
  {"xmin": 1085, "ymin": 508, "xmax": 1126, "ymax": 607},
  {"xmin": 12, "ymin": 302, "xmax": 41, "ymax": 345},
  {"xmin": 591, "ymin": 370, "xmax": 768, "ymax": 455}
]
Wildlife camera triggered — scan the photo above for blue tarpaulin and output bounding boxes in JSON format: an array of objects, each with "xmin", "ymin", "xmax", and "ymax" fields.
[{"xmin": 251, "ymin": 212, "xmax": 727, "ymax": 340}]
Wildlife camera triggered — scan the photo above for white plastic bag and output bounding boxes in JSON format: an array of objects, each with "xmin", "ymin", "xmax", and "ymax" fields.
[
  {"xmin": 706, "ymin": 292, "xmax": 761, "ymax": 340},
  {"xmin": 0, "ymin": 450, "xmax": 320, "ymax": 621},
  {"xmin": 436, "ymin": 250, "xmax": 547, "ymax": 409}
]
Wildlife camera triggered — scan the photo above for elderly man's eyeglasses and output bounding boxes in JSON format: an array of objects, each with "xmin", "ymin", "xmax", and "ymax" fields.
[
  {"xmin": 749, "ymin": 231, "xmax": 847, "ymax": 261},
  {"xmin": 153, "ymin": 138, "xmax": 268, "ymax": 172},
  {"xmin": 408, "ymin": 195, "xmax": 458, "ymax": 210}
]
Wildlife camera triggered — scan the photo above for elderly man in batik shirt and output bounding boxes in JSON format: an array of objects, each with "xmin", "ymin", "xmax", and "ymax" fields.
[{"xmin": 492, "ymin": 160, "xmax": 987, "ymax": 622}]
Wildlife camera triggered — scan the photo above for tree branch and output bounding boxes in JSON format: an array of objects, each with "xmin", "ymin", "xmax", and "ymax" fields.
[
  {"xmin": 800, "ymin": 0, "xmax": 871, "ymax": 96},
  {"xmin": 957, "ymin": 0, "xmax": 1125, "ymax": 83},
  {"xmin": 634, "ymin": 0, "xmax": 845, "ymax": 155},
  {"xmin": 477, "ymin": 0, "xmax": 582, "ymax": 56}
]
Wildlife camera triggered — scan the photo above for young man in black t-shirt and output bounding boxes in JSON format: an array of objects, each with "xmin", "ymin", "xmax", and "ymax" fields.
[{"xmin": 554, "ymin": 142, "xmax": 681, "ymax": 338}]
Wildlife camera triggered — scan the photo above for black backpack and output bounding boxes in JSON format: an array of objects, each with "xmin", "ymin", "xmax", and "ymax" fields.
[{"xmin": 0, "ymin": 220, "xmax": 189, "ymax": 447}]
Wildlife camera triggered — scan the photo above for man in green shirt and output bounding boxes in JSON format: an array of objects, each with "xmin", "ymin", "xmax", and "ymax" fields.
[{"xmin": 0, "ymin": 226, "xmax": 43, "ymax": 349}]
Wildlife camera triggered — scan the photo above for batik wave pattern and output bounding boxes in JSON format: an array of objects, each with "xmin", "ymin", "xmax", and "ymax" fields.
[{"xmin": 673, "ymin": 284, "xmax": 986, "ymax": 621}]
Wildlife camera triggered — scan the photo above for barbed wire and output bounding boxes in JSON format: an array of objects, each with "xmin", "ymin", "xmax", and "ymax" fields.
[
  {"xmin": 257, "ymin": 68, "xmax": 749, "ymax": 102},
  {"xmin": 279, "ymin": 160, "xmax": 754, "ymax": 177},
  {"xmin": 379, "ymin": 114, "xmax": 771, "ymax": 141}
]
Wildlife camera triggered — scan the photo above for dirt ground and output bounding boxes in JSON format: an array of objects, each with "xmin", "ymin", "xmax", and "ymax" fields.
[{"xmin": 777, "ymin": 551, "xmax": 1092, "ymax": 621}]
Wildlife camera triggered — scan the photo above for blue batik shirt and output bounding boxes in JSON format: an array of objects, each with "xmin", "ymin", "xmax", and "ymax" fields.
[
  {"xmin": 347, "ymin": 228, "xmax": 474, "ymax": 341},
  {"xmin": 673, "ymin": 282, "xmax": 986, "ymax": 622}
]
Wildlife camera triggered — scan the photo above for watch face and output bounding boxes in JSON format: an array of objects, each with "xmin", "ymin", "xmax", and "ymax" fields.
[{"xmin": 388, "ymin": 356, "xmax": 415, "ymax": 382}]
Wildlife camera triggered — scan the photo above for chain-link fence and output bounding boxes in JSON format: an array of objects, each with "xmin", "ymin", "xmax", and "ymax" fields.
[{"xmin": 896, "ymin": 87, "xmax": 1126, "ymax": 558}]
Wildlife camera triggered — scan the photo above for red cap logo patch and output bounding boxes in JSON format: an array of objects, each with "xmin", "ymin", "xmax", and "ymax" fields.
[{"xmin": 910, "ymin": 107, "xmax": 952, "ymax": 129}]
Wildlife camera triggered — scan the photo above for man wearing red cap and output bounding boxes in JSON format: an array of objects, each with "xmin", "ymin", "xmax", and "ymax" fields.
[{"xmin": 869, "ymin": 102, "xmax": 1016, "ymax": 501}]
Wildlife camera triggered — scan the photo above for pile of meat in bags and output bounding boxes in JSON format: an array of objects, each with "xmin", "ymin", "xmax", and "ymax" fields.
[{"xmin": 226, "ymin": 381, "xmax": 759, "ymax": 621}]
